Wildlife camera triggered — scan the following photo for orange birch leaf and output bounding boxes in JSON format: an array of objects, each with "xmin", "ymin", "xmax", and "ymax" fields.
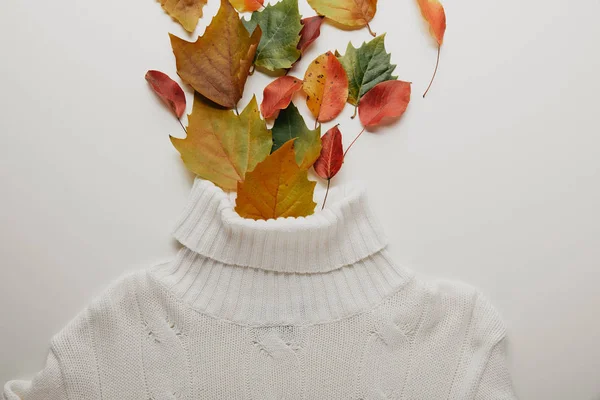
[
  {"xmin": 261, "ymin": 76, "xmax": 303, "ymax": 119},
  {"xmin": 417, "ymin": 0, "xmax": 446, "ymax": 97},
  {"xmin": 307, "ymin": 0, "xmax": 377, "ymax": 35},
  {"xmin": 145, "ymin": 70, "xmax": 186, "ymax": 118},
  {"xmin": 303, "ymin": 51, "xmax": 348, "ymax": 123},
  {"xmin": 229, "ymin": 0, "xmax": 264, "ymax": 13},
  {"xmin": 235, "ymin": 140, "xmax": 317, "ymax": 220},
  {"xmin": 297, "ymin": 16, "xmax": 324, "ymax": 54},
  {"xmin": 314, "ymin": 125, "xmax": 343, "ymax": 180},
  {"xmin": 358, "ymin": 80, "xmax": 411, "ymax": 127},
  {"xmin": 170, "ymin": 0, "xmax": 261, "ymax": 109},
  {"xmin": 159, "ymin": 0, "xmax": 207, "ymax": 32}
]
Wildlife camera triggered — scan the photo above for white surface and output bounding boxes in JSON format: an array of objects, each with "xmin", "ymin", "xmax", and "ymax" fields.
[{"xmin": 0, "ymin": 0, "xmax": 598, "ymax": 398}]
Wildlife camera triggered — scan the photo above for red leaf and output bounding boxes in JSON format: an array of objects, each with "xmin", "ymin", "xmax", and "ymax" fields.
[
  {"xmin": 260, "ymin": 76, "xmax": 303, "ymax": 119},
  {"xmin": 314, "ymin": 125, "xmax": 344, "ymax": 180},
  {"xmin": 297, "ymin": 16, "xmax": 324, "ymax": 54},
  {"xmin": 358, "ymin": 80, "xmax": 411, "ymax": 127},
  {"xmin": 145, "ymin": 70, "xmax": 186, "ymax": 118}
]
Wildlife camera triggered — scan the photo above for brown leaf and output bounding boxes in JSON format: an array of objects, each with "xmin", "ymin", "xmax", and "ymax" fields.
[
  {"xmin": 260, "ymin": 76, "xmax": 303, "ymax": 119},
  {"xmin": 145, "ymin": 70, "xmax": 186, "ymax": 118},
  {"xmin": 159, "ymin": 0, "xmax": 207, "ymax": 32},
  {"xmin": 358, "ymin": 80, "xmax": 411, "ymax": 127},
  {"xmin": 314, "ymin": 125, "xmax": 343, "ymax": 180}
]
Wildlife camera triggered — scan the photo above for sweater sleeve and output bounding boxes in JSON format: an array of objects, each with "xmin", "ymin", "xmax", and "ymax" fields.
[
  {"xmin": 3, "ymin": 348, "xmax": 68, "ymax": 400},
  {"xmin": 474, "ymin": 338, "xmax": 518, "ymax": 399}
]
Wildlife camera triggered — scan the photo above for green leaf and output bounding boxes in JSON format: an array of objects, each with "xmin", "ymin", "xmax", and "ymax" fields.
[
  {"xmin": 271, "ymin": 103, "xmax": 322, "ymax": 170},
  {"xmin": 336, "ymin": 34, "xmax": 397, "ymax": 106},
  {"xmin": 243, "ymin": 0, "xmax": 302, "ymax": 71}
]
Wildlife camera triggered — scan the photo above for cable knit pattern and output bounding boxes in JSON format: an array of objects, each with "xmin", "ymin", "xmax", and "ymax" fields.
[{"xmin": 3, "ymin": 178, "xmax": 517, "ymax": 400}]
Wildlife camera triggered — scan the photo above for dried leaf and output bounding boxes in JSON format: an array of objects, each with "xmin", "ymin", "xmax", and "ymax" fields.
[
  {"xmin": 159, "ymin": 0, "xmax": 207, "ymax": 32},
  {"xmin": 307, "ymin": 0, "xmax": 377, "ymax": 30},
  {"xmin": 271, "ymin": 103, "xmax": 321, "ymax": 170},
  {"xmin": 145, "ymin": 70, "xmax": 186, "ymax": 118},
  {"xmin": 336, "ymin": 35, "xmax": 397, "ymax": 106},
  {"xmin": 235, "ymin": 140, "xmax": 317, "ymax": 220},
  {"xmin": 229, "ymin": 0, "xmax": 264, "ymax": 13},
  {"xmin": 303, "ymin": 51, "xmax": 348, "ymax": 123},
  {"xmin": 417, "ymin": 0, "xmax": 446, "ymax": 96},
  {"xmin": 314, "ymin": 125, "xmax": 343, "ymax": 180},
  {"xmin": 170, "ymin": 0, "xmax": 261, "ymax": 109},
  {"xmin": 297, "ymin": 16, "xmax": 324, "ymax": 54},
  {"xmin": 170, "ymin": 94, "xmax": 272, "ymax": 191},
  {"xmin": 243, "ymin": 0, "xmax": 302, "ymax": 71},
  {"xmin": 261, "ymin": 76, "xmax": 303, "ymax": 119},
  {"xmin": 358, "ymin": 80, "xmax": 411, "ymax": 127}
]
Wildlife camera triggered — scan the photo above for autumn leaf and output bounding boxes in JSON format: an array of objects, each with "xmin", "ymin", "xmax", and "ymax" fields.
[
  {"xmin": 243, "ymin": 0, "xmax": 302, "ymax": 71},
  {"xmin": 303, "ymin": 52, "xmax": 348, "ymax": 124},
  {"xmin": 313, "ymin": 125, "xmax": 344, "ymax": 209},
  {"xmin": 145, "ymin": 70, "xmax": 186, "ymax": 118},
  {"xmin": 297, "ymin": 16, "xmax": 324, "ymax": 54},
  {"xmin": 336, "ymin": 35, "xmax": 397, "ymax": 113},
  {"xmin": 235, "ymin": 140, "xmax": 317, "ymax": 220},
  {"xmin": 159, "ymin": 0, "xmax": 207, "ymax": 32},
  {"xmin": 261, "ymin": 76, "xmax": 303, "ymax": 119},
  {"xmin": 359, "ymin": 80, "xmax": 411, "ymax": 127},
  {"xmin": 271, "ymin": 103, "xmax": 321, "ymax": 170},
  {"xmin": 307, "ymin": 0, "xmax": 377, "ymax": 36},
  {"xmin": 229, "ymin": 0, "xmax": 264, "ymax": 13},
  {"xmin": 416, "ymin": 0, "xmax": 446, "ymax": 97},
  {"xmin": 170, "ymin": 0, "xmax": 261, "ymax": 109},
  {"xmin": 170, "ymin": 93, "xmax": 272, "ymax": 191}
]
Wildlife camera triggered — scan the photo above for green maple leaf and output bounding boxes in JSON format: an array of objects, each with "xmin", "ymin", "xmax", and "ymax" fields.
[
  {"xmin": 336, "ymin": 34, "xmax": 398, "ymax": 106},
  {"xmin": 243, "ymin": 0, "xmax": 302, "ymax": 71},
  {"xmin": 271, "ymin": 103, "xmax": 321, "ymax": 170}
]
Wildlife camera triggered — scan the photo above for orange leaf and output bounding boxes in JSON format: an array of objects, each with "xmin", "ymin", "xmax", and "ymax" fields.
[
  {"xmin": 145, "ymin": 70, "xmax": 186, "ymax": 118},
  {"xmin": 229, "ymin": 0, "xmax": 264, "ymax": 13},
  {"xmin": 297, "ymin": 16, "xmax": 324, "ymax": 54},
  {"xmin": 358, "ymin": 81, "xmax": 411, "ymax": 127},
  {"xmin": 314, "ymin": 125, "xmax": 343, "ymax": 180},
  {"xmin": 159, "ymin": 0, "xmax": 207, "ymax": 32},
  {"xmin": 417, "ymin": 0, "xmax": 446, "ymax": 97},
  {"xmin": 303, "ymin": 52, "xmax": 348, "ymax": 123},
  {"xmin": 235, "ymin": 140, "xmax": 317, "ymax": 220},
  {"xmin": 307, "ymin": 0, "xmax": 377, "ymax": 32},
  {"xmin": 261, "ymin": 76, "xmax": 303, "ymax": 119},
  {"xmin": 170, "ymin": 0, "xmax": 261, "ymax": 109}
]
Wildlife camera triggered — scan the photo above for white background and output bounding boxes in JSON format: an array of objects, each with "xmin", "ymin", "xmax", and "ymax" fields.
[{"xmin": 1, "ymin": 0, "xmax": 599, "ymax": 398}]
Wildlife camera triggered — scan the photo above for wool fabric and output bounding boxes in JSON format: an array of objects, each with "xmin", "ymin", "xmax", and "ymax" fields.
[{"xmin": 4, "ymin": 178, "xmax": 517, "ymax": 399}]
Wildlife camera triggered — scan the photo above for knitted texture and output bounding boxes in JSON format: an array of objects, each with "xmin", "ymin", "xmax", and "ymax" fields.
[{"xmin": 4, "ymin": 178, "xmax": 517, "ymax": 399}]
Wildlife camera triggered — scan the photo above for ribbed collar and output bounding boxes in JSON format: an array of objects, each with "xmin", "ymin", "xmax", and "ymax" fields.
[{"xmin": 172, "ymin": 178, "xmax": 388, "ymax": 274}]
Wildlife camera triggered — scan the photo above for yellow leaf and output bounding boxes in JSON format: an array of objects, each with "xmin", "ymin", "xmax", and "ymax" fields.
[
  {"xmin": 170, "ymin": 94, "xmax": 272, "ymax": 191},
  {"xmin": 229, "ymin": 0, "xmax": 264, "ymax": 13},
  {"xmin": 235, "ymin": 140, "xmax": 317, "ymax": 220},
  {"xmin": 159, "ymin": 0, "xmax": 207, "ymax": 32},
  {"xmin": 170, "ymin": 0, "xmax": 262, "ymax": 109},
  {"xmin": 307, "ymin": 0, "xmax": 377, "ymax": 29},
  {"xmin": 303, "ymin": 52, "xmax": 348, "ymax": 123}
]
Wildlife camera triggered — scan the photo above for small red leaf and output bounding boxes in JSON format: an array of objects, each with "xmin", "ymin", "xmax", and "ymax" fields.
[
  {"xmin": 261, "ymin": 76, "xmax": 303, "ymax": 119},
  {"xmin": 297, "ymin": 16, "xmax": 324, "ymax": 54},
  {"xmin": 314, "ymin": 125, "xmax": 344, "ymax": 180},
  {"xmin": 358, "ymin": 80, "xmax": 411, "ymax": 127},
  {"xmin": 145, "ymin": 70, "xmax": 186, "ymax": 118}
]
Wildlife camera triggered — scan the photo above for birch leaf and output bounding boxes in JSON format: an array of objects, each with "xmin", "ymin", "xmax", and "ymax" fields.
[{"xmin": 159, "ymin": 0, "xmax": 207, "ymax": 32}]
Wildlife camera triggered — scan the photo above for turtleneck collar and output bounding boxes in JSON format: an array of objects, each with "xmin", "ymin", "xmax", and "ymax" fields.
[{"xmin": 172, "ymin": 178, "xmax": 388, "ymax": 274}]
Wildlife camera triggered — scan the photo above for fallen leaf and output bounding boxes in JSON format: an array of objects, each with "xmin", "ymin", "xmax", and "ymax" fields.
[
  {"xmin": 271, "ymin": 103, "xmax": 321, "ymax": 170},
  {"xmin": 159, "ymin": 0, "xmax": 207, "ymax": 32},
  {"xmin": 307, "ymin": 0, "xmax": 377, "ymax": 35},
  {"xmin": 229, "ymin": 0, "xmax": 264, "ymax": 13},
  {"xmin": 170, "ymin": 93, "xmax": 272, "ymax": 191},
  {"xmin": 416, "ymin": 0, "xmax": 446, "ymax": 97},
  {"xmin": 261, "ymin": 76, "xmax": 303, "ymax": 119},
  {"xmin": 358, "ymin": 80, "xmax": 411, "ymax": 127},
  {"xmin": 145, "ymin": 70, "xmax": 186, "ymax": 118},
  {"xmin": 243, "ymin": 0, "xmax": 302, "ymax": 71},
  {"xmin": 170, "ymin": 0, "xmax": 261, "ymax": 109},
  {"xmin": 303, "ymin": 52, "xmax": 348, "ymax": 123},
  {"xmin": 235, "ymin": 140, "xmax": 317, "ymax": 220},
  {"xmin": 336, "ymin": 35, "xmax": 397, "ymax": 107},
  {"xmin": 314, "ymin": 125, "xmax": 343, "ymax": 180},
  {"xmin": 297, "ymin": 16, "xmax": 324, "ymax": 54}
]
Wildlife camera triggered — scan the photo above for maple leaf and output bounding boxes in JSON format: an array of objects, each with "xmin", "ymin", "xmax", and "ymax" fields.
[
  {"xmin": 235, "ymin": 140, "xmax": 317, "ymax": 220},
  {"xmin": 303, "ymin": 52, "xmax": 348, "ymax": 124},
  {"xmin": 145, "ymin": 70, "xmax": 187, "ymax": 118},
  {"xmin": 170, "ymin": 93, "xmax": 272, "ymax": 191},
  {"xmin": 271, "ymin": 103, "xmax": 322, "ymax": 170},
  {"xmin": 336, "ymin": 35, "xmax": 397, "ymax": 111},
  {"xmin": 229, "ymin": 0, "xmax": 264, "ymax": 13},
  {"xmin": 170, "ymin": 0, "xmax": 261, "ymax": 109},
  {"xmin": 416, "ymin": 0, "xmax": 446, "ymax": 97},
  {"xmin": 307, "ymin": 0, "xmax": 377, "ymax": 36},
  {"xmin": 313, "ymin": 125, "xmax": 344, "ymax": 209},
  {"xmin": 297, "ymin": 16, "xmax": 324, "ymax": 54},
  {"xmin": 358, "ymin": 80, "xmax": 411, "ymax": 127},
  {"xmin": 243, "ymin": 0, "xmax": 302, "ymax": 71},
  {"xmin": 159, "ymin": 0, "xmax": 207, "ymax": 32},
  {"xmin": 261, "ymin": 76, "xmax": 303, "ymax": 119}
]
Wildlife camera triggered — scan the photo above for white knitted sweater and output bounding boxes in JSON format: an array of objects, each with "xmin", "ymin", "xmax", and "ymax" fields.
[{"xmin": 4, "ymin": 179, "xmax": 517, "ymax": 400}]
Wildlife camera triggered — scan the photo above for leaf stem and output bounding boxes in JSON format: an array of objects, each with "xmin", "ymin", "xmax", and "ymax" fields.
[
  {"xmin": 351, "ymin": 104, "xmax": 358, "ymax": 119},
  {"xmin": 423, "ymin": 45, "xmax": 441, "ymax": 98},
  {"xmin": 234, "ymin": 106, "xmax": 240, "ymax": 116},
  {"xmin": 344, "ymin": 127, "xmax": 366, "ymax": 158},
  {"xmin": 249, "ymin": 65, "xmax": 256, "ymax": 75},
  {"xmin": 314, "ymin": 119, "xmax": 318, "ymax": 130},
  {"xmin": 177, "ymin": 118, "xmax": 187, "ymax": 135},
  {"xmin": 321, "ymin": 179, "xmax": 331, "ymax": 210},
  {"xmin": 366, "ymin": 23, "xmax": 376, "ymax": 37}
]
